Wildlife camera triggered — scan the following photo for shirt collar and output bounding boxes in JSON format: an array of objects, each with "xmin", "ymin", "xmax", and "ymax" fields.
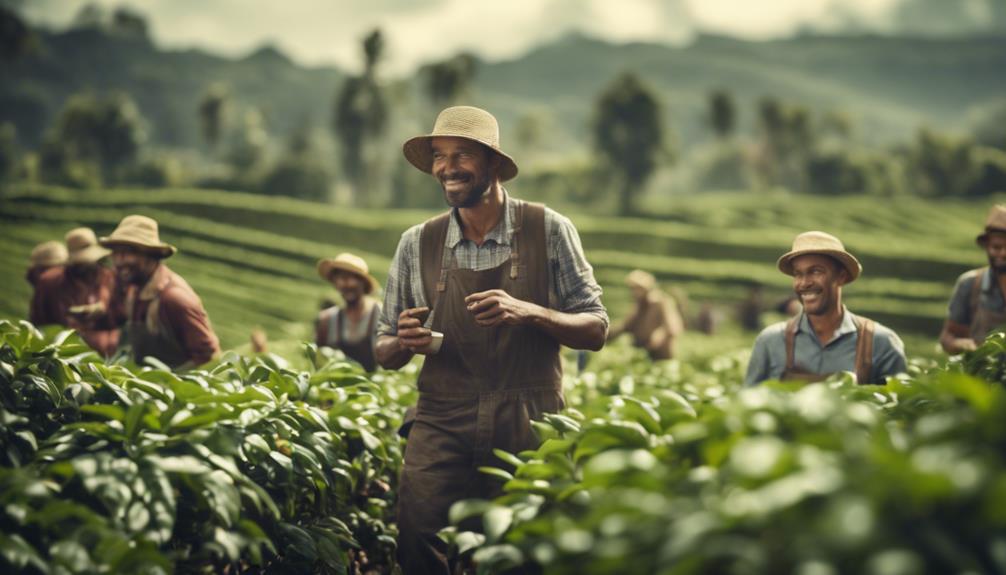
[
  {"xmin": 138, "ymin": 264, "xmax": 171, "ymax": 301},
  {"xmin": 444, "ymin": 188, "xmax": 515, "ymax": 249},
  {"xmin": 982, "ymin": 268, "xmax": 1001, "ymax": 294},
  {"xmin": 796, "ymin": 305, "xmax": 857, "ymax": 341}
]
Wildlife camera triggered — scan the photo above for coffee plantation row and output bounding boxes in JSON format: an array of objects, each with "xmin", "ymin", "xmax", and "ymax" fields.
[
  {"xmin": 2, "ymin": 319, "xmax": 1005, "ymax": 574},
  {"xmin": 1, "ymin": 184, "xmax": 996, "ymax": 339}
]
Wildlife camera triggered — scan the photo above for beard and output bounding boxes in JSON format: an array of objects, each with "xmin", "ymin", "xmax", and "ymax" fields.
[
  {"xmin": 441, "ymin": 169, "xmax": 491, "ymax": 209},
  {"xmin": 989, "ymin": 255, "xmax": 1006, "ymax": 275}
]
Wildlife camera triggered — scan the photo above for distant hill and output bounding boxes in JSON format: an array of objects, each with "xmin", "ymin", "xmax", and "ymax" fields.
[
  {"xmin": 0, "ymin": 27, "xmax": 342, "ymax": 149},
  {"xmin": 2, "ymin": 25, "xmax": 1004, "ymax": 156}
]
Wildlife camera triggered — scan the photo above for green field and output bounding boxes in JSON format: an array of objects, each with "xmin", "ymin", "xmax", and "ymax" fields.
[{"xmin": 0, "ymin": 184, "xmax": 997, "ymax": 358}]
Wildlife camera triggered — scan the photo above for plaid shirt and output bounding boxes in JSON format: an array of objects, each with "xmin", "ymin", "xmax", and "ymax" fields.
[{"xmin": 377, "ymin": 194, "xmax": 608, "ymax": 337}]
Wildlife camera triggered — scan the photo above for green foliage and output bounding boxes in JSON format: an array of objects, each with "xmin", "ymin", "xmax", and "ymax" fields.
[
  {"xmin": 444, "ymin": 337, "xmax": 1006, "ymax": 574},
  {"xmin": 707, "ymin": 89, "xmax": 736, "ymax": 140},
  {"xmin": 39, "ymin": 92, "xmax": 146, "ymax": 187},
  {"xmin": 333, "ymin": 28, "xmax": 389, "ymax": 201},
  {"xmin": 593, "ymin": 72, "xmax": 668, "ymax": 215},
  {"xmin": 198, "ymin": 83, "xmax": 229, "ymax": 151},
  {"xmin": 421, "ymin": 53, "xmax": 477, "ymax": 109},
  {"xmin": 0, "ymin": 320, "xmax": 415, "ymax": 573}
]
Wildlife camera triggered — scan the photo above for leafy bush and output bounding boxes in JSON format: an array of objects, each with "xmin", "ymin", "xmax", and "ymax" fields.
[
  {"xmin": 0, "ymin": 320, "xmax": 415, "ymax": 574},
  {"xmin": 445, "ymin": 337, "xmax": 1006, "ymax": 574}
]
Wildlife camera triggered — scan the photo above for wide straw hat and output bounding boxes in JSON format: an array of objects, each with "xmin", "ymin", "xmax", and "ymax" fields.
[
  {"xmin": 29, "ymin": 240, "xmax": 68, "ymax": 268},
  {"xmin": 317, "ymin": 253, "xmax": 380, "ymax": 294},
  {"xmin": 402, "ymin": 105, "xmax": 519, "ymax": 182},
  {"xmin": 65, "ymin": 227, "xmax": 111, "ymax": 264},
  {"xmin": 99, "ymin": 215, "xmax": 177, "ymax": 258},
  {"xmin": 976, "ymin": 205, "xmax": 1006, "ymax": 246},
  {"xmin": 777, "ymin": 231, "xmax": 862, "ymax": 283},
  {"xmin": 625, "ymin": 269, "xmax": 656, "ymax": 290}
]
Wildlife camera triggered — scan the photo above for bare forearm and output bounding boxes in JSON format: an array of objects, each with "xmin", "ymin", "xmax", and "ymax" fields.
[
  {"xmin": 376, "ymin": 335, "xmax": 414, "ymax": 370},
  {"xmin": 529, "ymin": 306, "xmax": 607, "ymax": 351}
]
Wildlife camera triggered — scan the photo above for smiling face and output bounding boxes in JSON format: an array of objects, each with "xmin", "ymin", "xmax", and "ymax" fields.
[
  {"xmin": 984, "ymin": 232, "xmax": 1006, "ymax": 274},
  {"xmin": 329, "ymin": 270, "xmax": 367, "ymax": 306},
  {"xmin": 790, "ymin": 254, "xmax": 848, "ymax": 317},
  {"xmin": 430, "ymin": 136, "xmax": 499, "ymax": 209},
  {"xmin": 111, "ymin": 246, "xmax": 159, "ymax": 286}
]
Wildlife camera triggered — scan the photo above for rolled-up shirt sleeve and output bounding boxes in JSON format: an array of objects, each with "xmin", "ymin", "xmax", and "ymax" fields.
[
  {"xmin": 947, "ymin": 271, "xmax": 977, "ymax": 326},
  {"xmin": 548, "ymin": 211, "xmax": 608, "ymax": 327},
  {"xmin": 871, "ymin": 328, "xmax": 907, "ymax": 383},
  {"xmin": 160, "ymin": 288, "xmax": 220, "ymax": 366},
  {"xmin": 378, "ymin": 225, "xmax": 423, "ymax": 338}
]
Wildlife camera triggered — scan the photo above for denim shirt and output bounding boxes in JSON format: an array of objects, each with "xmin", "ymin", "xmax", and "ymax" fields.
[{"xmin": 744, "ymin": 307, "xmax": 907, "ymax": 386}]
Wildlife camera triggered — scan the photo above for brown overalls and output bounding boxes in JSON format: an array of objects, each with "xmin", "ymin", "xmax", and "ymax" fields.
[
  {"xmin": 968, "ymin": 267, "xmax": 1006, "ymax": 343},
  {"xmin": 318, "ymin": 304, "xmax": 379, "ymax": 372},
  {"xmin": 123, "ymin": 278, "xmax": 191, "ymax": 369},
  {"xmin": 780, "ymin": 313, "xmax": 876, "ymax": 384},
  {"xmin": 396, "ymin": 202, "xmax": 562, "ymax": 574}
]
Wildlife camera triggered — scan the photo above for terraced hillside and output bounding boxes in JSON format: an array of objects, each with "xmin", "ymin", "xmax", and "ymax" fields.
[{"xmin": 0, "ymin": 184, "xmax": 995, "ymax": 353}]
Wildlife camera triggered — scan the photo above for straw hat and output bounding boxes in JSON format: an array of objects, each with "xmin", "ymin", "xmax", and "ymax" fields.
[
  {"xmin": 65, "ymin": 227, "xmax": 111, "ymax": 264},
  {"xmin": 317, "ymin": 253, "xmax": 380, "ymax": 294},
  {"xmin": 625, "ymin": 269, "xmax": 656, "ymax": 291},
  {"xmin": 976, "ymin": 205, "xmax": 1006, "ymax": 246},
  {"xmin": 403, "ymin": 105, "xmax": 519, "ymax": 182},
  {"xmin": 99, "ymin": 215, "xmax": 177, "ymax": 258},
  {"xmin": 29, "ymin": 240, "xmax": 68, "ymax": 268},
  {"xmin": 777, "ymin": 231, "xmax": 862, "ymax": 283}
]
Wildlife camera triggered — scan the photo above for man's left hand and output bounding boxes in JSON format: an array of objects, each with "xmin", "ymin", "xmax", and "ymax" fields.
[{"xmin": 465, "ymin": 289, "xmax": 540, "ymax": 327}]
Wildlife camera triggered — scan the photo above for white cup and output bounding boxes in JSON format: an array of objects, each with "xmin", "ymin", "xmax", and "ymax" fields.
[{"xmin": 417, "ymin": 331, "xmax": 444, "ymax": 355}]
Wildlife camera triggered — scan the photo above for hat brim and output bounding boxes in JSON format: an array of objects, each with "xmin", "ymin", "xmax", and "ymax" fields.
[
  {"xmin": 777, "ymin": 249, "xmax": 862, "ymax": 283},
  {"xmin": 68, "ymin": 244, "xmax": 111, "ymax": 265},
  {"xmin": 99, "ymin": 237, "xmax": 176, "ymax": 258},
  {"xmin": 976, "ymin": 227, "xmax": 1006, "ymax": 246},
  {"xmin": 317, "ymin": 260, "xmax": 380, "ymax": 294},
  {"xmin": 403, "ymin": 135, "xmax": 519, "ymax": 182}
]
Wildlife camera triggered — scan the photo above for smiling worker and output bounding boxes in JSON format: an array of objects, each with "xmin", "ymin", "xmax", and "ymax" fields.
[
  {"xmin": 375, "ymin": 105, "xmax": 608, "ymax": 574},
  {"xmin": 745, "ymin": 231, "xmax": 906, "ymax": 386}
]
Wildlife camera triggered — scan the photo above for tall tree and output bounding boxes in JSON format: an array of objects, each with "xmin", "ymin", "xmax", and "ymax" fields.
[
  {"xmin": 198, "ymin": 83, "xmax": 229, "ymax": 152},
  {"xmin": 593, "ymin": 72, "xmax": 667, "ymax": 216},
  {"xmin": 708, "ymin": 89, "xmax": 736, "ymax": 140},
  {"xmin": 421, "ymin": 53, "xmax": 477, "ymax": 109},
  {"xmin": 52, "ymin": 92, "xmax": 145, "ymax": 184},
  {"xmin": 332, "ymin": 28, "xmax": 388, "ymax": 202}
]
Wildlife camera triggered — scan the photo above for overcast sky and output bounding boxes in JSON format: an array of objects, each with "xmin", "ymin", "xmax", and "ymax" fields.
[{"xmin": 18, "ymin": 0, "xmax": 937, "ymax": 75}]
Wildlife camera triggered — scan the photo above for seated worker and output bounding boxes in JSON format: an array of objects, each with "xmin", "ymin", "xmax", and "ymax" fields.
[
  {"xmin": 745, "ymin": 231, "xmax": 906, "ymax": 386},
  {"xmin": 940, "ymin": 204, "xmax": 1006, "ymax": 353},
  {"xmin": 30, "ymin": 228, "xmax": 119, "ymax": 356},
  {"xmin": 607, "ymin": 269, "xmax": 684, "ymax": 361},
  {"xmin": 96, "ymin": 215, "xmax": 220, "ymax": 370},
  {"xmin": 316, "ymin": 253, "xmax": 381, "ymax": 372}
]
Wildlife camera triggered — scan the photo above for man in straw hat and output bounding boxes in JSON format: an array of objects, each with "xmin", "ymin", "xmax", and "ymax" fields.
[
  {"xmin": 25, "ymin": 240, "xmax": 67, "ymax": 287},
  {"xmin": 745, "ymin": 231, "xmax": 906, "ymax": 386},
  {"xmin": 607, "ymin": 269, "xmax": 684, "ymax": 361},
  {"xmin": 30, "ymin": 228, "xmax": 119, "ymax": 356},
  {"xmin": 940, "ymin": 204, "xmax": 1006, "ymax": 353},
  {"xmin": 93, "ymin": 215, "xmax": 219, "ymax": 369},
  {"xmin": 315, "ymin": 252, "xmax": 382, "ymax": 372},
  {"xmin": 375, "ymin": 105, "xmax": 608, "ymax": 572}
]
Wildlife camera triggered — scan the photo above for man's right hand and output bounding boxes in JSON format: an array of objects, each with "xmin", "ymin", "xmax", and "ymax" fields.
[{"xmin": 397, "ymin": 307, "xmax": 433, "ymax": 353}]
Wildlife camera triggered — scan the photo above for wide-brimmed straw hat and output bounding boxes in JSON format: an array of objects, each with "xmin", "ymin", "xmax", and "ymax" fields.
[
  {"xmin": 976, "ymin": 205, "xmax": 1006, "ymax": 246},
  {"xmin": 777, "ymin": 231, "xmax": 862, "ymax": 283},
  {"xmin": 403, "ymin": 105, "xmax": 519, "ymax": 182},
  {"xmin": 65, "ymin": 227, "xmax": 111, "ymax": 264},
  {"xmin": 317, "ymin": 253, "xmax": 380, "ymax": 294},
  {"xmin": 29, "ymin": 240, "xmax": 68, "ymax": 268},
  {"xmin": 99, "ymin": 215, "xmax": 177, "ymax": 258}
]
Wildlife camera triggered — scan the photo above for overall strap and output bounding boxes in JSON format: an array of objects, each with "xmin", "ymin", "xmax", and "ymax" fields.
[
  {"xmin": 784, "ymin": 316, "xmax": 800, "ymax": 373},
  {"xmin": 852, "ymin": 314, "xmax": 876, "ymax": 384},
  {"xmin": 420, "ymin": 211, "xmax": 452, "ymax": 311},
  {"xmin": 331, "ymin": 308, "xmax": 342, "ymax": 347}
]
